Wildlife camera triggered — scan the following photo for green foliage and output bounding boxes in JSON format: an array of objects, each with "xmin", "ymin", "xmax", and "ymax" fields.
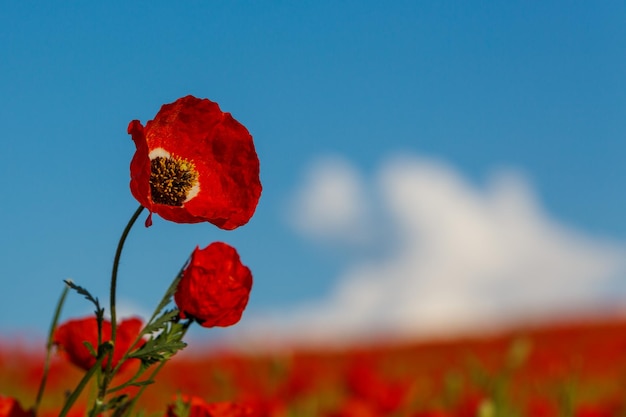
[
  {"xmin": 92, "ymin": 394, "xmax": 128, "ymax": 416},
  {"xmin": 64, "ymin": 279, "xmax": 105, "ymax": 321},
  {"xmin": 142, "ymin": 309, "xmax": 181, "ymax": 336},
  {"xmin": 130, "ymin": 314, "xmax": 188, "ymax": 366},
  {"xmin": 83, "ymin": 341, "xmax": 97, "ymax": 358},
  {"xmin": 170, "ymin": 394, "xmax": 191, "ymax": 417},
  {"xmin": 125, "ymin": 267, "xmax": 189, "ymax": 367},
  {"xmin": 59, "ymin": 261, "xmax": 190, "ymax": 417}
]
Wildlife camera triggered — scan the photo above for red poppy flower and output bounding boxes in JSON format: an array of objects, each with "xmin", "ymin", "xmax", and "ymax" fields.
[
  {"xmin": 174, "ymin": 242, "xmax": 252, "ymax": 328},
  {"xmin": 0, "ymin": 396, "xmax": 32, "ymax": 417},
  {"xmin": 53, "ymin": 316, "xmax": 143, "ymax": 371},
  {"xmin": 128, "ymin": 95, "xmax": 262, "ymax": 229}
]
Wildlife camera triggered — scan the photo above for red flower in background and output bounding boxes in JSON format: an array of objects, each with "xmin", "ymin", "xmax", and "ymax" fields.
[
  {"xmin": 166, "ymin": 396, "xmax": 265, "ymax": 417},
  {"xmin": 526, "ymin": 398, "xmax": 559, "ymax": 417},
  {"xmin": 0, "ymin": 396, "xmax": 31, "ymax": 417},
  {"xmin": 575, "ymin": 403, "xmax": 620, "ymax": 417},
  {"xmin": 410, "ymin": 411, "xmax": 451, "ymax": 417},
  {"xmin": 174, "ymin": 242, "xmax": 252, "ymax": 328},
  {"xmin": 53, "ymin": 316, "xmax": 143, "ymax": 371},
  {"xmin": 128, "ymin": 95, "xmax": 262, "ymax": 229},
  {"xmin": 345, "ymin": 359, "xmax": 411, "ymax": 414}
]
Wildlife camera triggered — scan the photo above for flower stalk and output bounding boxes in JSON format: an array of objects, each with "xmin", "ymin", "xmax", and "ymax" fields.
[
  {"xmin": 100, "ymin": 205, "xmax": 145, "ymax": 400},
  {"xmin": 33, "ymin": 284, "xmax": 70, "ymax": 416}
]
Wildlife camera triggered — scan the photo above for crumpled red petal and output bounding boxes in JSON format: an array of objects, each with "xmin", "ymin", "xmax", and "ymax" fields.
[{"xmin": 128, "ymin": 95, "xmax": 262, "ymax": 229}]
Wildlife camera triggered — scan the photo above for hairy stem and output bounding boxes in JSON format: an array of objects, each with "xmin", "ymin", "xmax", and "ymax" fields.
[
  {"xmin": 100, "ymin": 205, "xmax": 145, "ymax": 399},
  {"xmin": 33, "ymin": 284, "xmax": 70, "ymax": 416}
]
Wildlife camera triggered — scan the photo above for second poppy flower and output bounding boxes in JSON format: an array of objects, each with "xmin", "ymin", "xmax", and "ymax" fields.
[{"xmin": 174, "ymin": 242, "xmax": 252, "ymax": 328}]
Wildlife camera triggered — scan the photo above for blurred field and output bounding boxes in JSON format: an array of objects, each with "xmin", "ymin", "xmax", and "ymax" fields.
[{"xmin": 2, "ymin": 316, "xmax": 626, "ymax": 416}]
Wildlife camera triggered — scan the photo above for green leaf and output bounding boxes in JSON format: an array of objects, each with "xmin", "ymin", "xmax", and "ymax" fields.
[
  {"xmin": 171, "ymin": 393, "xmax": 191, "ymax": 417},
  {"xmin": 141, "ymin": 309, "xmax": 180, "ymax": 336},
  {"xmin": 129, "ymin": 319, "xmax": 188, "ymax": 366},
  {"xmin": 149, "ymin": 268, "xmax": 185, "ymax": 323},
  {"xmin": 83, "ymin": 341, "xmax": 97, "ymax": 358},
  {"xmin": 126, "ymin": 380, "xmax": 154, "ymax": 387},
  {"xmin": 95, "ymin": 394, "xmax": 128, "ymax": 414},
  {"xmin": 64, "ymin": 279, "xmax": 103, "ymax": 317}
]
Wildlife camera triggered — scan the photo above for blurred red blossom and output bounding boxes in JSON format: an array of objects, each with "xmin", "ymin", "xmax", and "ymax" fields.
[
  {"xmin": 0, "ymin": 396, "xmax": 31, "ymax": 417},
  {"xmin": 410, "ymin": 411, "xmax": 451, "ymax": 417},
  {"xmin": 166, "ymin": 395, "xmax": 268, "ymax": 417},
  {"xmin": 526, "ymin": 397, "xmax": 559, "ymax": 417},
  {"xmin": 128, "ymin": 95, "xmax": 262, "ymax": 229},
  {"xmin": 575, "ymin": 403, "xmax": 622, "ymax": 417},
  {"xmin": 454, "ymin": 394, "xmax": 489, "ymax": 417},
  {"xmin": 345, "ymin": 358, "xmax": 412, "ymax": 414},
  {"xmin": 175, "ymin": 242, "xmax": 252, "ymax": 328},
  {"xmin": 53, "ymin": 316, "xmax": 143, "ymax": 371},
  {"xmin": 324, "ymin": 398, "xmax": 378, "ymax": 417}
]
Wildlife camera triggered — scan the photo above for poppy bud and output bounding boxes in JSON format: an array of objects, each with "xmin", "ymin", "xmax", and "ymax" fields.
[{"xmin": 175, "ymin": 242, "xmax": 252, "ymax": 328}]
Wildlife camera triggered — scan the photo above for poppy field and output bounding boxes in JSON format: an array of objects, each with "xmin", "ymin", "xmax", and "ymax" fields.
[
  {"xmin": 2, "ymin": 315, "xmax": 626, "ymax": 416},
  {"xmin": 2, "ymin": 95, "xmax": 624, "ymax": 417}
]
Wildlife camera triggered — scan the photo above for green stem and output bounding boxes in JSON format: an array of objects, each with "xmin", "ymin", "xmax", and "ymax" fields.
[
  {"xmin": 101, "ymin": 205, "xmax": 144, "ymax": 398},
  {"xmin": 122, "ymin": 361, "xmax": 167, "ymax": 416},
  {"xmin": 33, "ymin": 284, "xmax": 70, "ymax": 416},
  {"xmin": 59, "ymin": 347, "xmax": 110, "ymax": 417},
  {"xmin": 110, "ymin": 205, "xmax": 145, "ymax": 344},
  {"xmin": 107, "ymin": 363, "xmax": 148, "ymax": 393}
]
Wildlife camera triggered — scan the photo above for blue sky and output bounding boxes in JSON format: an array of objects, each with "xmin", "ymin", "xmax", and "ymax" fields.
[{"xmin": 1, "ymin": 2, "xmax": 625, "ymax": 343}]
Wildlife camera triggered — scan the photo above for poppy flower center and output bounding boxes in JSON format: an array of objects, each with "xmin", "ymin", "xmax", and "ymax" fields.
[{"xmin": 150, "ymin": 156, "xmax": 199, "ymax": 206}]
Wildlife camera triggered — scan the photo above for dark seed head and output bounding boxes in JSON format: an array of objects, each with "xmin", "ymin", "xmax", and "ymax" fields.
[{"xmin": 150, "ymin": 156, "xmax": 199, "ymax": 206}]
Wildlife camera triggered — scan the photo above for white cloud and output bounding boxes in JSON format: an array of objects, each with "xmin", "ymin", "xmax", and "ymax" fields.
[
  {"xmin": 241, "ymin": 154, "xmax": 626, "ymax": 346},
  {"xmin": 287, "ymin": 155, "xmax": 372, "ymax": 245}
]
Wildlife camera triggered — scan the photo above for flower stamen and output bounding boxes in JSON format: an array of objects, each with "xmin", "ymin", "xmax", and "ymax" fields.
[{"xmin": 150, "ymin": 156, "xmax": 199, "ymax": 206}]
